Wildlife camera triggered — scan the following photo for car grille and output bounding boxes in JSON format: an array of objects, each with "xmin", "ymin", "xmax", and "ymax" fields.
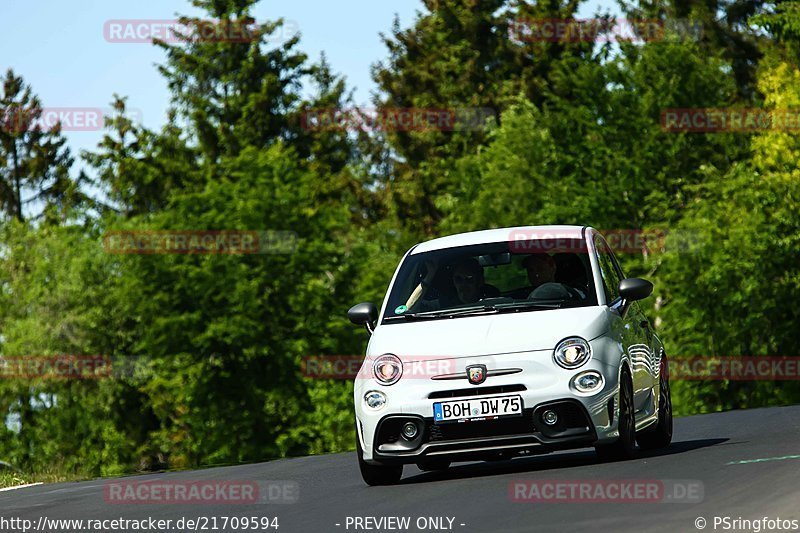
[{"xmin": 428, "ymin": 384, "xmax": 527, "ymax": 399}]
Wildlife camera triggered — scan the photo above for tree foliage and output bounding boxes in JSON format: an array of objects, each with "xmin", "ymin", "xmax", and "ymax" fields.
[{"xmin": 0, "ymin": 0, "xmax": 798, "ymax": 477}]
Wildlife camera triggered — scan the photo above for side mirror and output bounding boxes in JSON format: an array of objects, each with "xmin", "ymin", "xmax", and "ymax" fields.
[
  {"xmin": 618, "ymin": 278, "xmax": 653, "ymax": 302},
  {"xmin": 348, "ymin": 302, "xmax": 378, "ymax": 334}
]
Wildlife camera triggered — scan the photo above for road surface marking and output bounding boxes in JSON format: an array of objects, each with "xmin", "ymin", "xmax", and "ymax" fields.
[
  {"xmin": 0, "ymin": 482, "xmax": 43, "ymax": 492},
  {"xmin": 727, "ymin": 454, "xmax": 800, "ymax": 465}
]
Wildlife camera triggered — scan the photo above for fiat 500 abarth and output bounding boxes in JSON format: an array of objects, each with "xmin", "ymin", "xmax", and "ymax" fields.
[{"xmin": 348, "ymin": 225, "xmax": 672, "ymax": 485}]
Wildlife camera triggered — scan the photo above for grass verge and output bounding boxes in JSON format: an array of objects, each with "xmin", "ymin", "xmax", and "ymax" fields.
[{"xmin": 0, "ymin": 469, "xmax": 82, "ymax": 489}]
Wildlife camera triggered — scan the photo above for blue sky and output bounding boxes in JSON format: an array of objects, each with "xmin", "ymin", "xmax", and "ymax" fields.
[{"xmin": 0, "ymin": 0, "xmax": 614, "ymax": 161}]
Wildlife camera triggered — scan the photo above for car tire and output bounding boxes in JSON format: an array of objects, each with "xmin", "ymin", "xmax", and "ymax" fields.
[
  {"xmin": 417, "ymin": 460, "xmax": 451, "ymax": 472},
  {"xmin": 356, "ymin": 430, "xmax": 403, "ymax": 486},
  {"xmin": 637, "ymin": 357, "xmax": 673, "ymax": 450},
  {"xmin": 595, "ymin": 368, "xmax": 636, "ymax": 461}
]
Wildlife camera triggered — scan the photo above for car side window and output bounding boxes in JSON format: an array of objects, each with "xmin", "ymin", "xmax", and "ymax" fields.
[{"xmin": 594, "ymin": 235, "xmax": 623, "ymax": 305}]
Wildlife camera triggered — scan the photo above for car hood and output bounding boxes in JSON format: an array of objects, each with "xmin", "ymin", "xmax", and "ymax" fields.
[{"xmin": 368, "ymin": 306, "xmax": 610, "ymax": 360}]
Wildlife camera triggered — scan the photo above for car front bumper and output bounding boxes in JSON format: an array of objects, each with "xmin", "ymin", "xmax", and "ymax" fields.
[{"xmin": 354, "ymin": 347, "xmax": 623, "ymax": 464}]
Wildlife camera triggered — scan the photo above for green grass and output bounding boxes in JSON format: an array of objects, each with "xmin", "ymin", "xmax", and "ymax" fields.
[
  {"xmin": 0, "ymin": 469, "xmax": 83, "ymax": 489},
  {"xmin": 0, "ymin": 471, "xmax": 33, "ymax": 489}
]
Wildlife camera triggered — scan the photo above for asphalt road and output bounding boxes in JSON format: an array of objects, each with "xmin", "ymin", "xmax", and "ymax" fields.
[{"xmin": 3, "ymin": 405, "xmax": 800, "ymax": 533}]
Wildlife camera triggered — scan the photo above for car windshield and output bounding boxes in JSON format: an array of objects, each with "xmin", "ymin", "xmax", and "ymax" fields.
[{"xmin": 383, "ymin": 238, "xmax": 598, "ymax": 322}]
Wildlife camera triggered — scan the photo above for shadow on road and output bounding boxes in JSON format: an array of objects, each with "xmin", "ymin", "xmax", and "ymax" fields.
[{"xmin": 400, "ymin": 438, "xmax": 729, "ymax": 485}]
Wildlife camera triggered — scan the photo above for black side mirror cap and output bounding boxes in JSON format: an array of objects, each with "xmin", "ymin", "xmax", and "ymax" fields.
[
  {"xmin": 348, "ymin": 302, "xmax": 378, "ymax": 333},
  {"xmin": 618, "ymin": 278, "xmax": 653, "ymax": 302}
]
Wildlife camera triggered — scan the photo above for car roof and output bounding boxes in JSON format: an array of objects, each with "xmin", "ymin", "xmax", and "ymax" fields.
[{"xmin": 410, "ymin": 225, "xmax": 591, "ymax": 254}]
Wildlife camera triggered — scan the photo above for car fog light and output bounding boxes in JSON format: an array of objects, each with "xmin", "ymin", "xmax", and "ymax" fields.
[
  {"xmin": 401, "ymin": 421, "xmax": 418, "ymax": 439},
  {"xmin": 542, "ymin": 410, "xmax": 558, "ymax": 426},
  {"xmin": 573, "ymin": 370, "xmax": 604, "ymax": 393},
  {"xmin": 364, "ymin": 390, "xmax": 387, "ymax": 410}
]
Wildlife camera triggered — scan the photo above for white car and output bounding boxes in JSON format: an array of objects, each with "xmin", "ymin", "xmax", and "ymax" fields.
[{"xmin": 348, "ymin": 225, "xmax": 672, "ymax": 485}]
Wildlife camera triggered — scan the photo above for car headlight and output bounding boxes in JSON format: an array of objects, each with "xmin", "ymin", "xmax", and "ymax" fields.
[
  {"xmin": 553, "ymin": 337, "xmax": 591, "ymax": 369},
  {"xmin": 372, "ymin": 354, "xmax": 403, "ymax": 385}
]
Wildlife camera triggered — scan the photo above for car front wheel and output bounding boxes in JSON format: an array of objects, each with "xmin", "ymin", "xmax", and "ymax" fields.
[{"xmin": 356, "ymin": 430, "xmax": 403, "ymax": 486}]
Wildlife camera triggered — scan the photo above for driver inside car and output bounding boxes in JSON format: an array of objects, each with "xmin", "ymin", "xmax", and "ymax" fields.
[
  {"xmin": 405, "ymin": 256, "xmax": 499, "ymax": 312},
  {"xmin": 450, "ymin": 257, "xmax": 499, "ymax": 304}
]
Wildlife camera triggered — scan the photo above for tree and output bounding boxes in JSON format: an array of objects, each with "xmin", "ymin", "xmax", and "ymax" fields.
[
  {"xmin": 82, "ymin": 96, "xmax": 199, "ymax": 217},
  {"xmin": 0, "ymin": 69, "xmax": 79, "ymax": 222},
  {"xmin": 99, "ymin": 142, "xmax": 361, "ymax": 465},
  {"xmin": 0, "ymin": 220, "xmax": 134, "ymax": 475},
  {"xmin": 155, "ymin": 0, "xmax": 345, "ymax": 164},
  {"xmin": 438, "ymin": 33, "xmax": 747, "ymax": 236},
  {"xmin": 151, "ymin": 0, "xmax": 368, "ymax": 218},
  {"xmin": 651, "ymin": 2, "xmax": 800, "ymax": 414},
  {"xmin": 619, "ymin": 0, "xmax": 771, "ymax": 99},
  {"xmin": 371, "ymin": 0, "xmax": 610, "ymax": 234}
]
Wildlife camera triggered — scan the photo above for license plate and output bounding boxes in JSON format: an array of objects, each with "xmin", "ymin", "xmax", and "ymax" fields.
[{"xmin": 433, "ymin": 395, "xmax": 523, "ymax": 424}]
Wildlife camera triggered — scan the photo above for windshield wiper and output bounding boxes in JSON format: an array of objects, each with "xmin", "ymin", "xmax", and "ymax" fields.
[
  {"xmin": 494, "ymin": 300, "xmax": 565, "ymax": 311},
  {"xmin": 419, "ymin": 305, "xmax": 501, "ymax": 318},
  {"xmin": 383, "ymin": 300, "xmax": 572, "ymax": 322},
  {"xmin": 383, "ymin": 304, "xmax": 500, "ymax": 321},
  {"xmin": 382, "ymin": 312, "xmax": 430, "ymax": 321}
]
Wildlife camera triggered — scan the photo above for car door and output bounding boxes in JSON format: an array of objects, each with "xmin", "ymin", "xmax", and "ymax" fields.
[{"xmin": 593, "ymin": 235, "xmax": 654, "ymax": 414}]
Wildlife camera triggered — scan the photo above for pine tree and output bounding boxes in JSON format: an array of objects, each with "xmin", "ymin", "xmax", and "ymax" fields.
[
  {"xmin": 0, "ymin": 69, "xmax": 79, "ymax": 222},
  {"xmin": 155, "ymin": 0, "xmax": 315, "ymax": 162},
  {"xmin": 619, "ymin": 0, "xmax": 770, "ymax": 99},
  {"xmin": 371, "ymin": 0, "xmax": 594, "ymax": 234}
]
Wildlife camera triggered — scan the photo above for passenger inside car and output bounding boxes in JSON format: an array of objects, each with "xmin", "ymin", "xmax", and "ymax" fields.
[{"xmin": 553, "ymin": 252, "xmax": 589, "ymax": 299}]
